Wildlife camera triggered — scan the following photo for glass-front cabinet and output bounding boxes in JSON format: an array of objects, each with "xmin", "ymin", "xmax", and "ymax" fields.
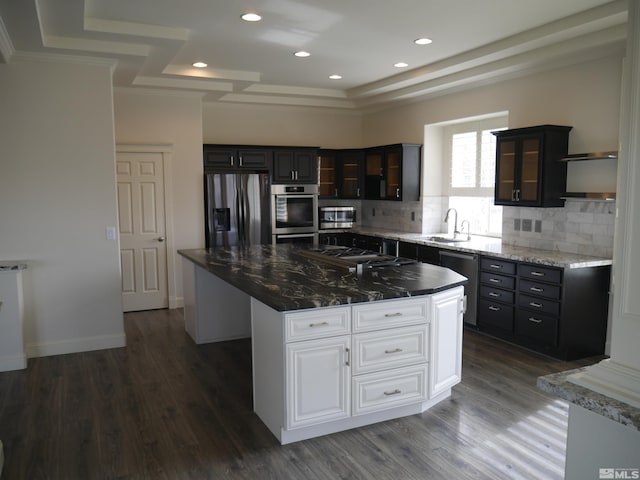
[
  {"xmin": 493, "ymin": 125, "xmax": 572, "ymax": 207},
  {"xmin": 364, "ymin": 143, "xmax": 421, "ymax": 201},
  {"xmin": 318, "ymin": 149, "xmax": 364, "ymax": 199}
]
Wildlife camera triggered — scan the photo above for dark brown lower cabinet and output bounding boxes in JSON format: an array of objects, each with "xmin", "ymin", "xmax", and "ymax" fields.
[{"xmin": 477, "ymin": 255, "xmax": 611, "ymax": 360}]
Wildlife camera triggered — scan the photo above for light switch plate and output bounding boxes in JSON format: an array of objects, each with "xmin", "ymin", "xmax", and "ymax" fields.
[{"xmin": 106, "ymin": 226, "xmax": 117, "ymax": 240}]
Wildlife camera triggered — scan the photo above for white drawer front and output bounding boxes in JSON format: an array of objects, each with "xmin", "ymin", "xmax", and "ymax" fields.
[
  {"xmin": 352, "ymin": 297, "xmax": 428, "ymax": 332},
  {"xmin": 352, "ymin": 325, "xmax": 428, "ymax": 375},
  {"xmin": 353, "ymin": 364, "xmax": 428, "ymax": 416},
  {"xmin": 285, "ymin": 306, "xmax": 351, "ymax": 342}
]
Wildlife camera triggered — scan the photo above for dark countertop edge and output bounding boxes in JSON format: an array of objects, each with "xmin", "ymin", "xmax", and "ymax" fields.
[
  {"xmin": 178, "ymin": 249, "xmax": 467, "ymax": 312},
  {"xmin": 251, "ymin": 282, "xmax": 468, "ymax": 312},
  {"xmin": 0, "ymin": 261, "xmax": 28, "ymax": 271},
  {"xmin": 537, "ymin": 368, "xmax": 640, "ymax": 432},
  {"xmin": 327, "ymin": 228, "xmax": 613, "ymax": 269}
]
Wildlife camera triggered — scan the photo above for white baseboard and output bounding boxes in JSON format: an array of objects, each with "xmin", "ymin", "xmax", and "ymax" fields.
[
  {"xmin": 169, "ymin": 296, "xmax": 184, "ymax": 309},
  {"xmin": 25, "ymin": 333, "xmax": 126, "ymax": 358},
  {"xmin": 0, "ymin": 353, "xmax": 27, "ymax": 372}
]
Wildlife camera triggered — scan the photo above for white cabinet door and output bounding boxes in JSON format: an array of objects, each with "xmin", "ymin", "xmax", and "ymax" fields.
[
  {"xmin": 286, "ymin": 335, "xmax": 351, "ymax": 429},
  {"xmin": 429, "ymin": 286, "xmax": 464, "ymax": 398}
]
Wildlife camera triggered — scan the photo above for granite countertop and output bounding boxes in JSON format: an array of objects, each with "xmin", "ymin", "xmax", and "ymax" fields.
[
  {"xmin": 344, "ymin": 227, "xmax": 613, "ymax": 269},
  {"xmin": 0, "ymin": 261, "xmax": 28, "ymax": 271},
  {"xmin": 537, "ymin": 368, "xmax": 640, "ymax": 431},
  {"xmin": 178, "ymin": 244, "xmax": 467, "ymax": 312}
]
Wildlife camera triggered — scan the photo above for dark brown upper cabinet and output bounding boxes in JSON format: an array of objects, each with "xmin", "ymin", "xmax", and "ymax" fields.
[{"xmin": 493, "ymin": 125, "xmax": 572, "ymax": 207}]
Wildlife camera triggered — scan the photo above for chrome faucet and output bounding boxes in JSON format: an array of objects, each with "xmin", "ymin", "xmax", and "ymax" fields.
[
  {"xmin": 444, "ymin": 208, "xmax": 459, "ymax": 236},
  {"xmin": 460, "ymin": 220, "xmax": 471, "ymax": 240}
]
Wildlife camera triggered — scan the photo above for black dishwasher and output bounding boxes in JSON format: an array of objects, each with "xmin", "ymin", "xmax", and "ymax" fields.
[{"xmin": 440, "ymin": 250, "xmax": 478, "ymax": 326}]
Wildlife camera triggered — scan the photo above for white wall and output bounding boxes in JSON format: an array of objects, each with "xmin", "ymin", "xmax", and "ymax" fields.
[
  {"xmin": 113, "ymin": 89, "xmax": 204, "ymax": 306},
  {"xmin": 363, "ymin": 54, "xmax": 622, "ymax": 157},
  {"xmin": 0, "ymin": 56, "xmax": 124, "ymax": 357},
  {"xmin": 202, "ymin": 102, "xmax": 363, "ymax": 148}
]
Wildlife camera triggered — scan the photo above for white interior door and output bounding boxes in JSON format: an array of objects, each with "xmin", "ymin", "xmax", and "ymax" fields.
[{"xmin": 117, "ymin": 151, "xmax": 168, "ymax": 311}]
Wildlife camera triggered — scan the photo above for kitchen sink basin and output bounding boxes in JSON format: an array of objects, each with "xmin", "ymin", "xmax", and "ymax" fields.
[{"xmin": 424, "ymin": 234, "xmax": 470, "ymax": 243}]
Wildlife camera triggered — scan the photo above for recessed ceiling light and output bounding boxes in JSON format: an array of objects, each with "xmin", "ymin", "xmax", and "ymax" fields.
[
  {"xmin": 414, "ymin": 38, "xmax": 433, "ymax": 45},
  {"xmin": 294, "ymin": 51, "xmax": 311, "ymax": 58},
  {"xmin": 329, "ymin": 74, "xmax": 342, "ymax": 80},
  {"xmin": 394, "ymin": 62, "xmax": 409, "ymax": 68},
  {"xmin": 241, "ymin": 13, "xmax": 262, "ymax": 22},
  {"xmin": 192, "ymin": 62, "xmax": 208, "ymax": 68}
]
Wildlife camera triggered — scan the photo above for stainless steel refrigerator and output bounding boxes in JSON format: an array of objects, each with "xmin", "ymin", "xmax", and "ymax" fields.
[{"xmin": 205, "ymin": 173, "xmax": 271, "ymax": 247}]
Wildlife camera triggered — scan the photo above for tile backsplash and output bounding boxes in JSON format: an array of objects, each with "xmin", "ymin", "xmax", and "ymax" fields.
[{"xmin": 501, "ymin": 199, "xmax": 615, "ymax": 257}]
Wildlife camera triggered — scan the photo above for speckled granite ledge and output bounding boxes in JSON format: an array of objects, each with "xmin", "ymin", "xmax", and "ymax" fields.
[
  {"xmin": 178, "ymin": 244, "xmax": 467, "ymax": 312},
  {"xmin": 537, "ymin": 368, "xmax": 640, "ymax": 431},
  {"xmin": 0, "ymin": 261, "xmax": 28, "ymax": 271},
  {"xmin": 346, "ymin": 227, "xmax": 613, "ymax": 269}
]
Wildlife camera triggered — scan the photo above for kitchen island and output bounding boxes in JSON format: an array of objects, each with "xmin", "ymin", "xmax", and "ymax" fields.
[{"xmin": 179, "ymin": 245, "xmax": 467, "ymax": 444}]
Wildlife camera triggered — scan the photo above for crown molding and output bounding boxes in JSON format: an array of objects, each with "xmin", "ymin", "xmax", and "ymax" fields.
[{"xmin": 11, "ymin": 51, "xmax": 117, "ymax": 70}]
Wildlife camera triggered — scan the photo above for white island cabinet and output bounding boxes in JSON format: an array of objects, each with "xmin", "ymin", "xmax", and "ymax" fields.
[{"xmin": 252, "ymin": 288, "xmax": 464, "ymax": 444}]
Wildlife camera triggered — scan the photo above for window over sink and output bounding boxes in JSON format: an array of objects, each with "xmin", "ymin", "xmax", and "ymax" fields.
[{"xmin": 442, "ymin": 116, "xmax": 507, "ymax": 237}]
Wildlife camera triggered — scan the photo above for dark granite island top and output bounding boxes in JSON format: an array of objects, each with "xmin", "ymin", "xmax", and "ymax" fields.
[{"xmin": 178, "ymin": 244, "xmax": 467, "ymax": 312}]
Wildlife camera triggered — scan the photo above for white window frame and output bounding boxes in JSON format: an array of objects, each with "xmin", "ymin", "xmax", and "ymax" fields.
[{"xmin": 443, "ymin": 117, "xmax": 507, "ymax": 197}]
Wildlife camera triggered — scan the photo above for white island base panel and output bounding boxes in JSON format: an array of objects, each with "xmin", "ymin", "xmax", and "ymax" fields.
[
  {"xmin": 251, "ymin": 287, "xmax": 464, "ymax": 445},
  {"xmin": 182, "ymin": 259, "xmax": 252, "ymax": 343}
]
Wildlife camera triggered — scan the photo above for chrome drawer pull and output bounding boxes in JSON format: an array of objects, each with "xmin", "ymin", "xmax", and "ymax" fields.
[
  {"xmin": 383, "ymin": 389, "xmax": 402, "ymax": 396},
  {"xmin": 489, "ymin": 264, "xmax": 502, "ymax": 269},
  {"xmin": 489, "ymin": 278, "xmax": 501, "ymax": 283},
  {"xmin": 345, "ymin": 347, "xmax": 350, "ymax": 366},
  {"xmin": 529, "ymin": 302, "xmax": 543, "ymax": 308},
  {"xmin": 384, "ymin": 348, "xmax": 403, "ymax": 354},
  {"xmin": 528, "ymin": 317, "xmax": 543, "ymax": 324},
  {"xmin": 530, "ymin": 287, "xmax": 544, "ymax": 292},
  {"xmin": 309, "ymin": 321, "xmax": 329, "ymax": 327},
  {"xmin": 384, "ymin": 312, "xmax": 403, "ymax": 317},
  {"xmin": 489, "ymin": 306, "xmax": 500, "ymax": 311},
  {"xmin": 488, "ymin": 292, "xmax": 500, "ymax": 297},
  {"xmin": 530, "ymin": 271, "xmax": 545, "ymax": 277}
]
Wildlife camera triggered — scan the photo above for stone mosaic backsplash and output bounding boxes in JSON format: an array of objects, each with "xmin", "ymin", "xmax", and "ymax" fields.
[
  {"xmin": 501, "ymin": 199, "xmax": 616, "ymax": 258},
  {"xmin": 320, "ymin": 197, "xmax": 615, "ymax": 259}
]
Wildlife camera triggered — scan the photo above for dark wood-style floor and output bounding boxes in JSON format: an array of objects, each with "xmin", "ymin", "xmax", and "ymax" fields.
[{"xmin": 0, "ymin": 309, "xmax": 601, "ymax": 480}]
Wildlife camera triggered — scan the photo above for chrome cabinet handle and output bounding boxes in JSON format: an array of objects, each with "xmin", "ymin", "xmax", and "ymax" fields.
[
  {"xmin": 529, "ymin": 302, "xmax": 543, "ymax": 308},
  {"xmin": 530, "ymin": 287, "xmax": 544, "ymax": 292},
  {"xmin": 488, "ymin": 292, "xmax": 500, "ymax": 297},
  {"xmin": 489, "ymin": 264, "xmax": 502, "ymax": 269},
  {"xmin": 230, "ymin": 155, "xmax": 234, "ymax": 166},
  {"xmin": 356, "ymin": 188, "xmax": 360, "ymax": 197},
  {"xmin": 157, "ymin": 236, "xmax": 165, "ymax": 242},
  {"xmin": 489, "ymin": 306, "xmax": 500, "ymax": 311},
  {"xmin": 528, "ymin": 317, "xmax": 543, "ymax": 324},
  {"xmin": 396, "ymin": 187, "xmax": 400, "ymax": 198},
  {"xmin": 334, "ymin": 188, "xmax": 338, "ymax": 197},
  {"xmin": 345, "ymin": 347, "xmax": 350, "ymax": 366},
  {"xmin": 384, "ymin": 312, "xmax": 403, "ymax": 317},
  {"xmin": 239, "ymin": 154, "xmax": 243, "ymax": 167},
  {"xmin": 309, "ymin": 321, "xmax": 329, "ymax": 328},
  {"xmin": 384, "ymin": 389, "xmax": 401, "ymax": 396},
  {"xmin": 530, "ymin": 271, "xmax": 545, "ymax": 277},
  {"xmin": 489, "ymin": 278, "xmax": 501, "ymax": 283},
  {"xmin": 384, "ymin": 348, "xmax": 403, "ymax": 354}
]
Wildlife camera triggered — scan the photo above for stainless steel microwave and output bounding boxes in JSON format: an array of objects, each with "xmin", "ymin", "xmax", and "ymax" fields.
[{"xmin": 319, "ymin": 206, "xmax": 355, "ymax": 229}]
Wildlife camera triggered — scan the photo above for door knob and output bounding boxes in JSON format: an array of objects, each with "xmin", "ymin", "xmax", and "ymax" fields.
[{"xmin": 157, "ymin": 236, "xmax": 165, "ymax": 242}]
